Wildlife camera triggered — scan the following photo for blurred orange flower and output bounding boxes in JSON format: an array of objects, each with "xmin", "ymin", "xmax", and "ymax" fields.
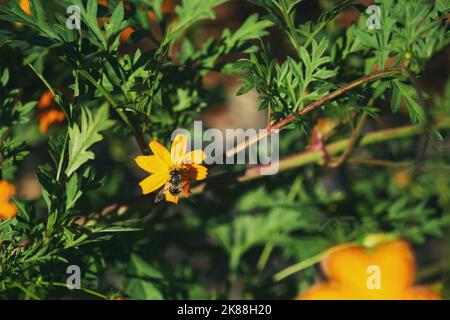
[
  {"xmin": 37, "ymin": 90, "xmax": 65, "ymax": 133},
  {"xmin": 98, "ymin": 0, "xmax": 176, "ymax": 42},
  {"xmin": 0, "ymin": 180, "xmax": 17, "ymax": 220},
  {"xmin": 19, "ymin": 0, "xmax": 30, "ymax": 15},
  {"xmin": 297, "ymin": 239, "xmax": 441, "ymax": 300},
  {"xmin": 393, "ymin": 170, "xmax": 412, "ymax": 189},
  {"xmin": 14, "ymin": 0, "xmax": 31, "ymax": 27},
  {"xmin": 135, "ymin": 134, "xmax": 207, "ymax": 204}
]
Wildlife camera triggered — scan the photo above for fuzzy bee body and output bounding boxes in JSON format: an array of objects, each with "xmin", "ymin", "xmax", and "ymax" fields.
[
  {"xmin": 168, "ymin": 169, "xmax": 182, "ymax": 196},
  {"xmin": 154, "ymin": 169, "xmax": 183, "ymax": 203}
]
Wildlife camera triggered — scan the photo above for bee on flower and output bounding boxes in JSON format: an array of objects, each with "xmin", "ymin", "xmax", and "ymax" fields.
[
  {"xmin": 0, "ymin": 180, "xmax": 17, "ymax": 220},
  {"xmin": 135, "ymin": 134, "xmax": 207, "ymax": 204}
]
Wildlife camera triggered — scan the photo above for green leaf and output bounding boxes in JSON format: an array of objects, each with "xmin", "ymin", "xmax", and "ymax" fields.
[
  {"xmin": 65, "ymin": 174, "xmax": 82, "ymax": 211},
  {"xmin": 227, "ymin": 14, "xmax": 273, "ymax": 48},
  {"xmin": 391, "ymin": 81, "xmax": 401, "ymax": 113},
  {"xmin": 166, "ymin": 0, "xmax": 227, "ymax": 44},
  {"xmin": 124, "ymin": 254, "xmax": 164, "ymax": 300},
  {"xmin": 105, "ymin": 2, "xmax": 125, "ymax": 41},
  {"xmin": 392, "ymin": 80, "xmax": 426, "ymax": 123},
  {"xmin": 71, "ymin": 0, "xmax": 107, "ymax": 49},
  {"xmin": 65, "ymin": 104, "xmax": 114, "ymax": 177}
]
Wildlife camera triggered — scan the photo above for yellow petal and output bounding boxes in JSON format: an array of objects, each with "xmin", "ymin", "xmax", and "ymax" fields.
[
  {"xmin": 184, "ymin": 164, "xmax": 208, "ymax": 181},
  {"xmin": 149, "ymin": 140, "xmax": 173, "ymax": 166},
  {"xmin": 171, "ymin": 134, "xmax": 187, "ymax": 164},
  {"xmin": 0, "ymin": 202, "xmax": 17, "ymax": 220},
  {"xmin": 0, "ymin": 180, "xmax": 15, "ymax": 202},
  {"xmin": 183, "ymin": 150, "xmax": 206, "ymax": 164},
  {"xmin": 139, "ymin": 173, "xmax": 167, "ymax": 195},
  {"xmin": 135, "ymin": 155, "xmax": 169, "ymax": 174},
  {"xmin": 165, "ymin": 190, "xmax": 179, "ymax": 204}
]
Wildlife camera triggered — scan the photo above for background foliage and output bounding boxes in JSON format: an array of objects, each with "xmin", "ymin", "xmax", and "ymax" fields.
[{"xmin": 0, "ymin": 0, "xmax": 449, "ymax": 299}]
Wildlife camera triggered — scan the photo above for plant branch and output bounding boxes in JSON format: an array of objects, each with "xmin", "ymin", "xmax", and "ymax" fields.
[
  {"xmin": 35, "ymin": 279, "xmax": 111, "ymax": 300},
  {"xmin": 326, "ymin": 112, "xmax": 368, "ymax": 168},
  {"xmin": 274, "ymin": 243, "xmax": 355, "ymax": 281},
  {"xmin": 193, "ymin": 117, "xmax": 450, "ymax": 194},
  {"xmin": 347, "ymin": 158, "xmax": 450, "ymax": 174},
  {"xmin": 226, "ymin": 67, "xmax": 404, "ymax": 159},
  {"xmin": 78, "ymin": 70, "xmax": 149, "ymax": 155}
]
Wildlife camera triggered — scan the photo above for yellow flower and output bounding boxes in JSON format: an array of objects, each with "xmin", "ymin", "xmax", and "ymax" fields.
[
  {"xmin": 297, "ymin": 239, "xmax": 441, "ymax": 300},
  {"xmin": 135, "ymin": 134, "xmax": 208, "ymax": 204},
  {"xmin": 0, "ymin": 180, "xmax": 17, "ymax": 220}
]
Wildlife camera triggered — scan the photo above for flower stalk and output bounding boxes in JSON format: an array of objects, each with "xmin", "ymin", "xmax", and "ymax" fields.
[
  {"xmin": 226, "ymin": 67, "xmax": 404, "ymax": 159},
  {"xmin": 193, "ymin": 117, "xmax": 450, "ymax": 194}
]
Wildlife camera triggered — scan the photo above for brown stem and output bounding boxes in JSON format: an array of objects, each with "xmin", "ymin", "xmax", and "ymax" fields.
[
  {"xmin": 326, "ymin": 112, "xmax": 368, "ymax": 168},
  {"xmin": 194, "ymin": 117, "xmax": 450, "ymax": 194},
  {"xmin": 88, "ymin": 117, "xmax": 450, "ymax": 220},
  {"xmin": 226, "ymin": 67, "xmax": 404, "ymax": 158}
]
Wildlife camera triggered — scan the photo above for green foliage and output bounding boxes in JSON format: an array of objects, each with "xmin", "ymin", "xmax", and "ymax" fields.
[
  {"xmin": 124, "ymin": 254, "xmax": 164, "ymax": 300},
  {"xmin": 66, "ymin": 104, "xmax": 114, "ymax": 177},
  {"xmin": 236, "ymin": 38, "xmax": 336, "ymax": 117},
  {"xmin": 0, "ymin": 0, "xmax": 449, "ymax": 300}
]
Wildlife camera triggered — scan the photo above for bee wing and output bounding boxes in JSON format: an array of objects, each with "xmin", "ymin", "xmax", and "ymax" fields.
[{"xmin": 154, "ymin": 184, "xmax": 169, "ymax": 204}]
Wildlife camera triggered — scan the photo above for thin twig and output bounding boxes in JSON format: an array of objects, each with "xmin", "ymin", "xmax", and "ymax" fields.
[
  {"xmin": 193, "ymin": 117, "xmax": 450, "ymax": 194},
  {"xmin": 406, "ymin": 68, "xmax": 431, "ymax": 168},
  {"xmin": 347, "ymin": 158, "xmax": 450, "ymax": 174},
  {"xmin": 78, "ymin": 70, "xmax": 149, "ymax": 155},
  {"xmin": 226, "ymin": 67, "xmax": 404, "ymax": 159},
  {"xmin": 326, "ymin": 112, "xmax": 368, "ymax": 168}
]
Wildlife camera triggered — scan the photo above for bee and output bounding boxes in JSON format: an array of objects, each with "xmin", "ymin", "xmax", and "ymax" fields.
[{"xmin": 154, "ymin": 169, "xmax": 183, "ymax": 203}]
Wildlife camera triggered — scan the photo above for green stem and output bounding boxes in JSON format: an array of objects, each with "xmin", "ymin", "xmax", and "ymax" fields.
[
  {"xmin": 273, "ymin": 243, "xmax": 356, "ymax": 281},
  {"xmin": 304, "ymin": 22, "xmax": 326, "ymax": 48},
  {"xmin": 36, "ymin": 280, "xmax": 110, "ymax": 300},
  {"xmin": 270, "ymin": 68, "xmax": 403, "ymax": 130},
  {"xmin": 347, "ymin": 158, "xmax": 450, "ymax": 174},
  {"xmin": 192, "ymin": 117, "xmax": 450, "ymax": 194},
  {"xmin": 327, "ymin": 112, "xmax": 368, "ymax": 168},
  {"xmin": 55, "ymin": 132, "xmax": 69, "ymax": 182},
  {"xmin": 78, "ymin": 70, "xmax": 149, "ymax": 155},
  {"xmin": 13, "ymin": 282, "xmax": 41, "ymax": 300},
  {"xmin": 227, "ymin": 67, "xmax": 404, "ymax": 158},
  {"xmin": 256, "ymin": 176, "xmax": 302, "ymax": 271},
  {"xmin": 257, "ymin": 242, "xmax": 274, "ymax": 271}
]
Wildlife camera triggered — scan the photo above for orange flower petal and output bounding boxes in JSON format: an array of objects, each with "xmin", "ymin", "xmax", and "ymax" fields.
[
  {"xmin": 296, "ymin": 283, "xmax": 344, "ymax": 300},
  {"xmin": 171, "ymin": 134, "xmax": 187, "ymax": 164},
  {"xmin": 0, "ymin": 202, "xmax": 18, "ymax": 220},
  {"xmin": 184, "ymin": 164, "xmax": 208, "ymax": 181},
  {"xmin": 182, "ymin": 179, "xmax": 191, "ymax": 197},
  {"xmin": 370, "ymin": 240, "xmax": 415, "ymax": 291},
  {"xmin": 139, "ymin": 173, "xmax": 167, "ymax": 195},
  {"xmin": 403, "ymin": 286, "xmax": 441, "ymax": 300},
  {"xmin": 149, "ymin": 140, "xmax": 173, "ymax": 167},
  {"xmin": 120, "ymin": 27, "xmax": 134, "ymax": 42},
  {"xmin": 38, "ymin": 110, "xmax": 65, "ymax": 133},
  {"xmin": 297, "ymin": 239, "xmax": 437, "ymax": 300},
  {"xmin": 20, "ymin": 0, "xmax": 31, "ymax": 16},
  {"xmin": 0, "ymin": 180, "xmax": 15, "ymax": 202},
  {"xmin": 321, "ymin": 240, "xmax": 414, "ymax": 292},
  {"xmin": 37, "ymin": 90, "xmax": 55, "ymax": 109},
  {"xmin": 183, "ymin": 150, "xmax": 206, "ymax": 165},
  {"xmin": 135, "ymin": 155, "xmax": 169, "ymax": 174},
  {"xmin": 97, "ymin": 0, "xmax": 108, "ymax": 6}
]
